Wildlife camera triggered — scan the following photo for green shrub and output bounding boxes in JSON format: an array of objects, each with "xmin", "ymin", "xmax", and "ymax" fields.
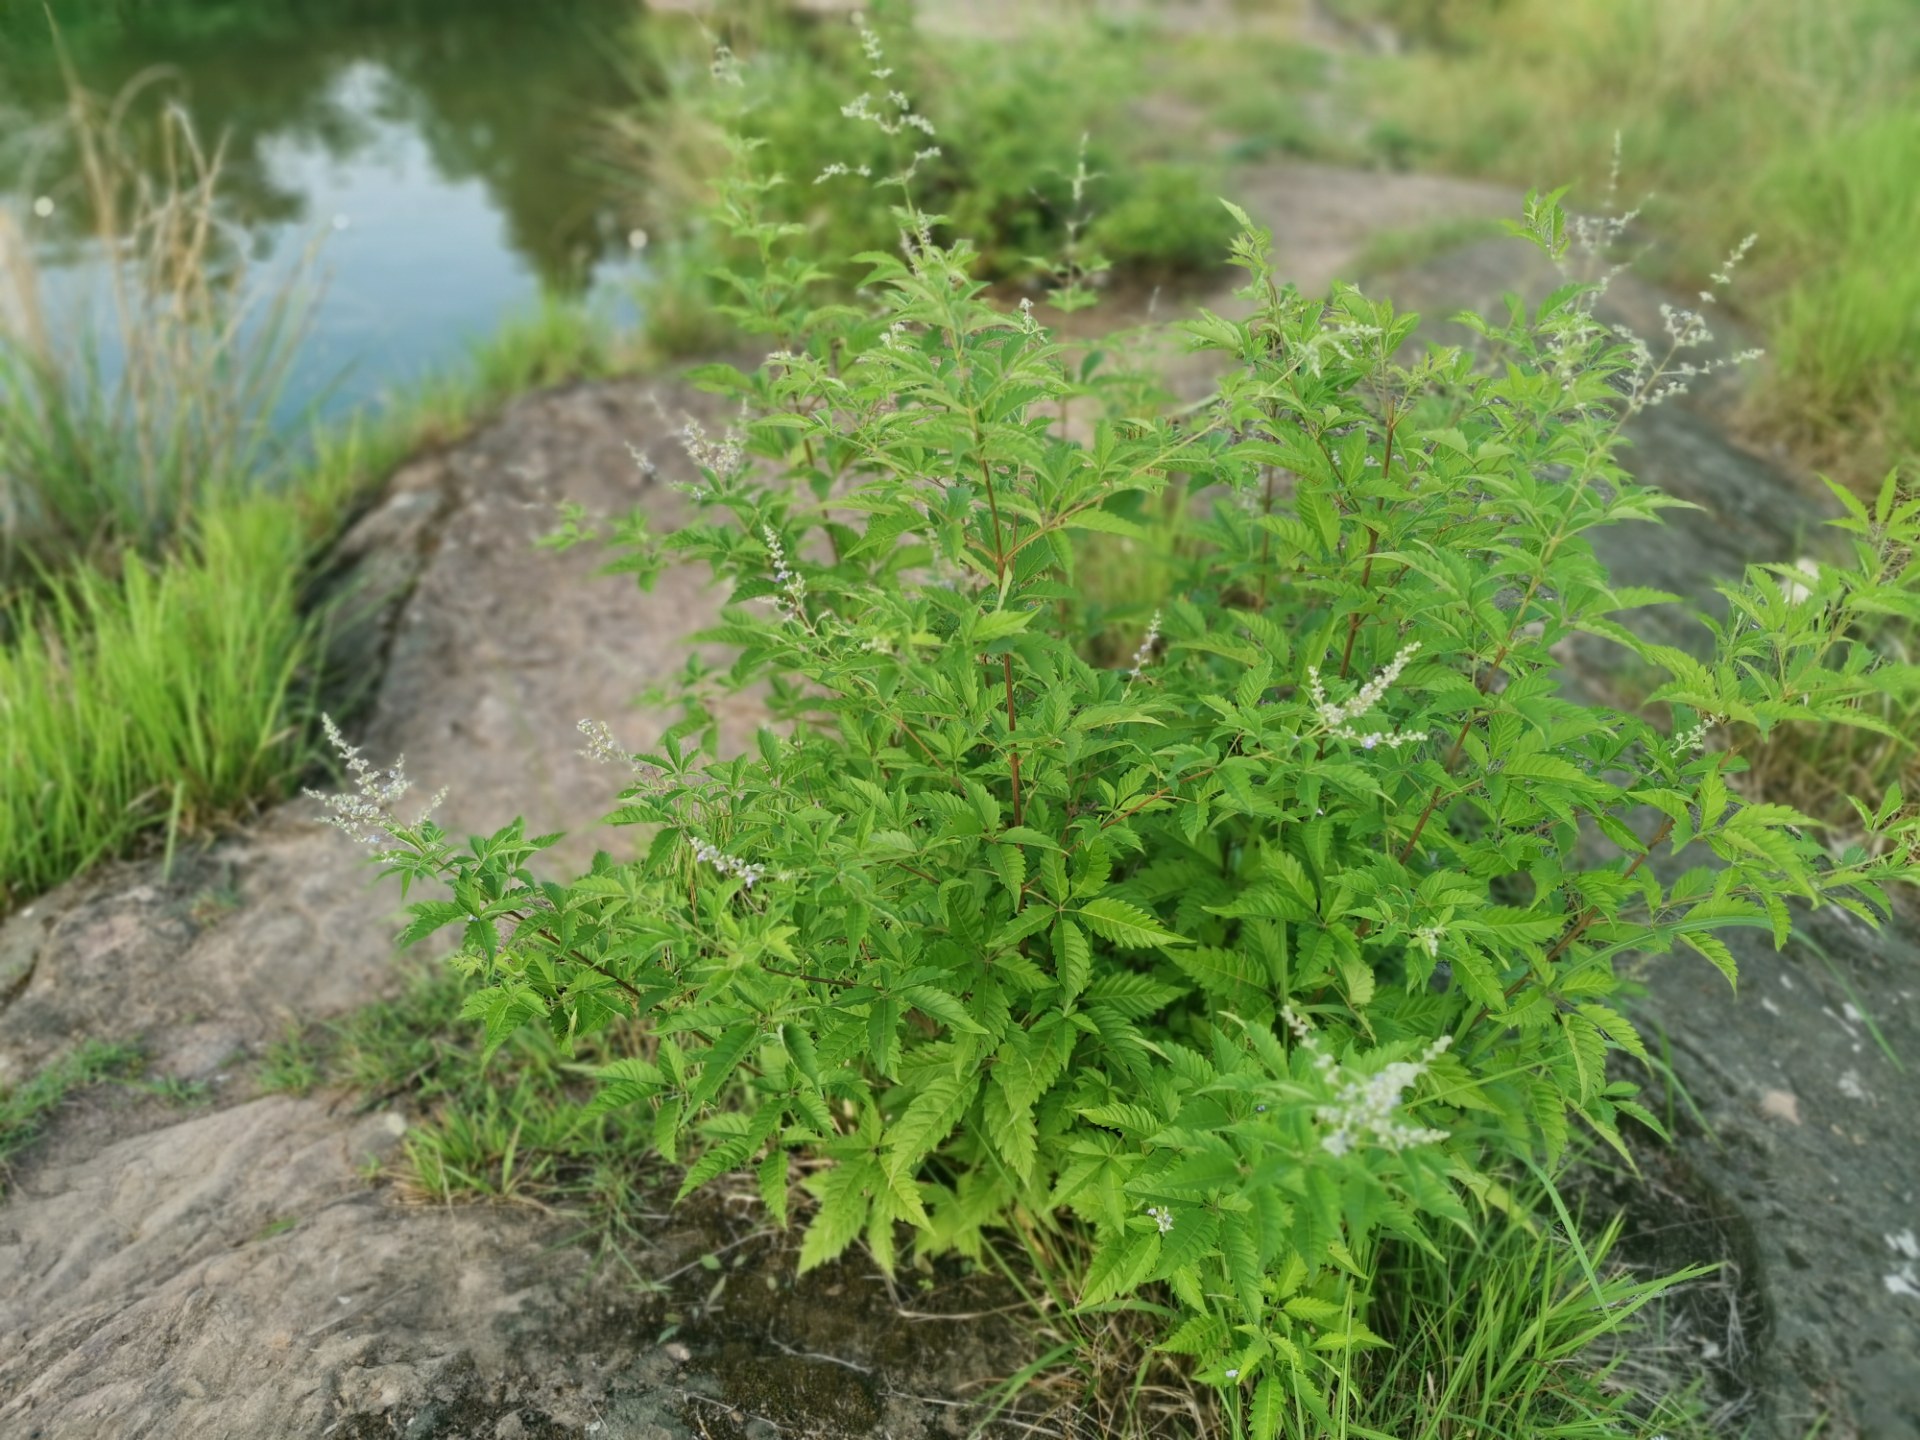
[{"xmin": 312, "ymin": 102, "xmax": 1918, "ymax": 1427}]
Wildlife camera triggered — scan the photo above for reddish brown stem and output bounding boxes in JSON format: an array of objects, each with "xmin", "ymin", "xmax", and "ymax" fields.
[
  {"xmin": 1396, "ymin": 782, "xmax": 1449, "ymax": 866},
  {"xmin": 1537, "ymin": 816, "xmax": 1675, "ymax": 971},
  {"xmin": 504, "ymin": 907, "xmax": 648, "ymax": 1011},
  {"xmin": 1002, "ymin": 653, "xmax": 1024, "ymax": 826},
  {"xmin": 1337, "ymin": 418, "xmax": 1395, "ymax": 679},
  {"xmin": 1337, "ymin": 528, "xmax": 1380, "ymax": 681},
  {"xmin": 1257, "ymin": 467, "xmax": 1278, "ymax": 608},
  {"xmin": 761, "ymin": 963, "xmax": 859, "ymax": 990}
]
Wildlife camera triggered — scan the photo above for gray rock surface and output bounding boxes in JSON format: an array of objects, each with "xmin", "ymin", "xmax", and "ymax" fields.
[{"xmin": 1636, "ymin": 901, "xmax": 1920, "ymax": 1440}]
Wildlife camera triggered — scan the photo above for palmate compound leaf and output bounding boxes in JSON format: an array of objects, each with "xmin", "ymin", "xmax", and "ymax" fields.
[
  {"xmin": 684, "ymin": 1024, "xmax": 759, "ymax": 1112},
  {"xmin": 1157, "ymin": 1310, "xmax": 1230, "ymax": 1357},
  {"xmin": 1221, "ymin": 1209, "xmax": 1263, "ymax": 1323},
  {"xmin": 1150, "ymin": 1206, "xmax": 1221, "ymax": 1279},
  {"xmin": 1169, "ymin": 945, "xmax": 1268, "ymax": 1006},
  {"xmin": 580, "ymin": 1056, "xmax": 663, "ymax": 1117},
  {"xmin": 1053, "ymin": 917, "xmax": 1093, "ymax": 1001},
  {"xmin": 394, "ymin": 900, "xmax": 469, "ymax": 949},
  {"xmin": 458, "ymin": 982, "xmax": 548, "ymax": 1061},
  {"xmin": 885, "ymin": 1071, "xmax": 981, "ymax": 1177},
  {"xmin": 757, "ymin": 1146, "xmax": 789, "ymax": 1228}
]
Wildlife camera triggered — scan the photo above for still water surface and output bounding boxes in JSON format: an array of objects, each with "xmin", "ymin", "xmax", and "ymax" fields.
[{"xmin": 0, "ymin": 0, "xmax": 647, "ymax": 420}]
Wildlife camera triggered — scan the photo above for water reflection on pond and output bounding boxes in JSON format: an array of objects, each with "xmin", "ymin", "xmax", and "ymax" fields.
[{"xmin": 0, "ymin": 0, "xmax": 648, "ymax": 419}]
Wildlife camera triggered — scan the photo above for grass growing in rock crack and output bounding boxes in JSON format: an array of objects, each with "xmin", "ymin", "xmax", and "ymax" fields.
[
  {"xmin": 257, "ymin": 964, "xmax": 666, "ymax": 1264},
  {"xmin": 0, "ymin": 496, "xmax": 323, "ymax": 908},
  {"xmin": 0, "ymin": 1039, "xmax": 142, "ymax": 1192}
]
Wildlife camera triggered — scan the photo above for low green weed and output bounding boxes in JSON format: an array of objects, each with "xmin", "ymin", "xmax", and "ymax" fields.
[
  {"xmin": 258, "ymin": 1024, "xmax": 324, "ymax": 1097},
  {"xmin": 260, "ymin": 964, "xmax": 662, "ymax": 1252},
  {"xmin": 0, "ymin": 1039, "xmax": 141, "ymax": 1190},
  {"xmin": 308, "ymin": 50, "xmax": 1919, "ymax": 1430},
  {"xmin": 0, "ymin": 495, "xmax": 320, "ymax": 909}
]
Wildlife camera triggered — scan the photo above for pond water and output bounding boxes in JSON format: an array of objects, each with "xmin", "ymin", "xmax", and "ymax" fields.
[{"xmin": 0, "ymin": 0, "xmax": 649, "ymax": 422}]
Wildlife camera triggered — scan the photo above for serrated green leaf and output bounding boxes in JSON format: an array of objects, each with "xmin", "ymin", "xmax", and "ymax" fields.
[
  {"xmin": 1054, "ymin": 918, "xmax": 1092, "ymax": 1002},
  {"xmin": 1079, "ymin": 1229, "xmax": 1159, "ymax": 1306},
  {"xmin": 1078, "ymin": 896, "xmax": 1188, "ymax": 949}
]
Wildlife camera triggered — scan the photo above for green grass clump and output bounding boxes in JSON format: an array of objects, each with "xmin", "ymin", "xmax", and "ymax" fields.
[
  {"xmin": 0, "ymin": 1039, "xmax": 142, "ymax": 1191},
  {"xmin": 989, "ymin": 1169, "xmax": 1721, "ymax": 1440},
  {"xmin": 259, "ymin": 964, "xmax": 661, "ymax": 1254},
  {"xmin": 0, "ymin": 294, "xmax": 626, "ymax": 918},
  {"xmin": 0, "ymin": 496, "xmax": 320, "ymax": 908},
  {"xmin": 1757, "ymin": 110, "xmax": 1920, "ymax": 467},
  {"xmin": 0, "ymin": 82, "xmax": 311, "ymax": 584}
]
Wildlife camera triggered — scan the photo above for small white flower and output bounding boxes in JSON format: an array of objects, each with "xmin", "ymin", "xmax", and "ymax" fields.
[
  {"xmin": 690, "ymin": 836, "xmax": 766, "ymax": 890},
  {"xmin": 1126, "ymin": 610, "xmax": 1162, "ymax": 682},
  {"xmin": 577, "ymin": 718, "xmax": 628, "ymax": 767},
  {"xmin": 1307, "ymin": 643, "xmax": 1421, "ymax": 749},
  {"xmin": 303, "ymin": 714, "xmax": 446, "ymax": 848},
  {"xmin": 1710, "ymin": 233, "xmax": 1758, "ymax": 288},
  {"xmin": 1675, "ymin": 712, "xmax": 1720, "ymax": 754},
  {"xmin": 1285, "ymin": 1006, "xmax": 1449, "ymax": 1157},
  {"xmin": 678, "ymin": 416, "xmax": 745, "ymax": 477},
  {"xmin": 1146, "ymin": 1205, "xmax": 1175, "ymax": 1235},
  {"xmin": 764, "ymin": 525, "xmax": 808, "ymax": 618},
  {"xmin": 1315, "ymin": 1036, "xmax": 1452, "ymax": 1157}
]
